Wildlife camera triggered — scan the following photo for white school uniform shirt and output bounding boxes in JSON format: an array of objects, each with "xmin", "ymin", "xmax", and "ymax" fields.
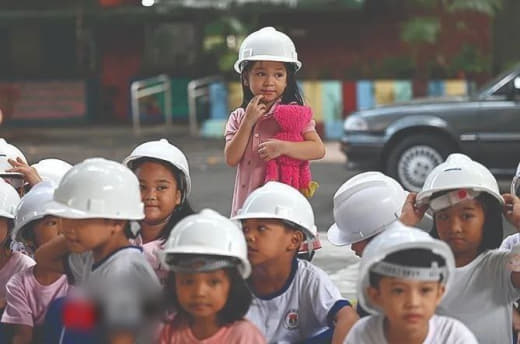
[
  {"xmin": 344, "ymin": 314, "xmax": 477, "ymax": 344},
  {"xmin": 246, "ymin": 259, "xmax": 351, "ymax": 343},
  {"xmin": 437, "ymin": 249, "xmax": 520, "ymax": 344},
  {"xmin": 65, "ymin": 246, "xmax": 161, "ymax": 330}
]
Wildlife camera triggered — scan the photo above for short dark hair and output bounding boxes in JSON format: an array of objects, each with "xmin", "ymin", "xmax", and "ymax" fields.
[
  {"xmin": 369, "ymin": 248, "xmax": 447, "ymax": 288},
  {"xmin": 132, "ymin": 157, "xmax": 195, "ymax": 242},
  {"xmin": 2, "ymin": 218, "xmax": 14, "ymax": 250},
  {"xmin": 239, "ymin": 61, "xmax": 304, "ymax": 109},
  {"xmin": 430, "ymin": 192, "xmax": 503, "ymax": 252},
  {"xmin": 164, "ymin": 266, "xmax": 252, "ymax": 326}
]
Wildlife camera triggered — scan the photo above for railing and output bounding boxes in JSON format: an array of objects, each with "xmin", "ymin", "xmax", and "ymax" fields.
[
  {"xmin": 130, "ymin": 74, "xmax": 172, "ymax": 135},
  {"xmin": 187, "ymin": 75, "xmax": 223, "ymax": 136}
]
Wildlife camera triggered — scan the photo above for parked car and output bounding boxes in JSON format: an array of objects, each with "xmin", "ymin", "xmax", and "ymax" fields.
[{"xmin": 341, "ymin": 64, "xmax": 520, "ymax": 191}]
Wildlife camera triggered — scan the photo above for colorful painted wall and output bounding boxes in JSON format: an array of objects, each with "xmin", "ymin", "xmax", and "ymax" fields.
[{"xmin": 200, "ymin": 79, "xmax": 470, "ymax": 139}]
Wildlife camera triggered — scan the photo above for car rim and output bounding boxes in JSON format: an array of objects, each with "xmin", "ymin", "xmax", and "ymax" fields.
[{"xmin": 397, "ymin": 145, "xmax": 443, "ymax": 191}]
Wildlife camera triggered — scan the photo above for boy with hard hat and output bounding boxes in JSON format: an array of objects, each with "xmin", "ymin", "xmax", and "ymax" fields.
[
  {"xmin": 232, "ymin": 181, "xmax": 358, "ymax": 343},
  {"xmin": 345, "ymin": 223, "xmax": 477, "ymax": 343},
  {"xmin": 34, "ymin": 158, "xmax": 161, "ymax": 343}
]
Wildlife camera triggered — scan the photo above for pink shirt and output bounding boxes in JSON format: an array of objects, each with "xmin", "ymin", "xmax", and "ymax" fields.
[
  {"xmin": 0, "ymin": 251, "xmax": 35, "ymax": 300},
  {"xmin": 225, "ymin": 103, "xmax": 316, "ymax": 216},
  {"xmin": 142, "ymin": 239, "xmax": 169, "ymax": 286},
  {"xmin": 159, "ymin": 319, "xmax": 266, "ymax": 344},
  {"xmin": 1, "ymin": 266, "xmax": 69, "ymax": 326}
]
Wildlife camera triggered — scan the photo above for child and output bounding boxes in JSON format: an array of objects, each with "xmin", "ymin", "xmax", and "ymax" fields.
[
  {"xmin": 0, "ymin": 179, "xmax": 34, "ymax": 312},
  {"xmin": 501, "ymin": 161, "xmax": 520, "ymax": 250},
  {"xmin": 157, "ymin": 209, "xmax": 265, "ymax": 343},
  {"xmin": 401, "ymin": 153, "xmax": 520, "ymax": 343},
  {"xmin": 327, "ymin": 171, "xmax": 408, "ymax": 257},
  {"xmin": 123, "ymin": 139, "xmax": 194, "ymax": 284},
  {"xmin": 232, "ymin": 181, "xmax": 358, "ymax": 343},
  {"xmin": 224, "ymin": 26, "xmax": 325, "ymax": 216},
  {"xmin": 34, "ymin": 158, "xmax": 161, "ymax": 343},
  {"xmin": 1, "ymin": 181, "xmax": 69, "ymax": 343},
  {"xmin": 345, "ymin": 223, "xmax": 477, "ymax": 343}
]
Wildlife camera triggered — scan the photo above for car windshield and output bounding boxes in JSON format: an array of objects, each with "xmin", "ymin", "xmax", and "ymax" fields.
[{"xmin": 475, "ymin": 62, "xmax": 520, "ymax": 97}]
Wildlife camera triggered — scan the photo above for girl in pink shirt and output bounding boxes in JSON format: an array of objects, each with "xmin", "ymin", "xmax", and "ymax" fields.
[
  {"xmin": 123, "ymin": 139, "xmax": 195, "ymax": 285},
  {"xmin": 158, "ymin": 209, "xmax": 266, "ymax": 344},
  {"xmin": 0, "ymin": 179, "xmax": 34, "ymax": 312},
  {"xmin": 224, "ymin": 27, "xmax": 325, "ymax": 259},
  {"xmin": 1, "ymin": 181, "xmax": 68, "ymax": 343}
]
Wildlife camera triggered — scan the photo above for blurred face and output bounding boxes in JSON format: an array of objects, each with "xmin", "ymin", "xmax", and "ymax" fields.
[
  {"xmin": 33, "ymin": 216, "xmax": 60, "ymax": 248},
  {"xmin": 60, "ymin": 218, "xmax": 119, "ymax": 253},
  {"xmin": 175, "ymin": 269, "xmax": 230, "ymax": 320},
  {"xmin": 368, "ymin": 278, "xmax": 444, "ymax": 334},
  {"xmin": 244, "ymin": 61, "xmax": 288, "ymax": 107},
  {"xmin": 242, "ymin": 219, "xmax": 301, "ymax": 267},
  {"xmin": 351, "ymin": 237, "xmax": 373, "ymax": 257},
  {"xmin": 434, "ymin": 200, "xmax": 485, "ymax": 261},
  {"xmin": 135, "ymin": 161, "xmax": 181, "ymax": 226}
]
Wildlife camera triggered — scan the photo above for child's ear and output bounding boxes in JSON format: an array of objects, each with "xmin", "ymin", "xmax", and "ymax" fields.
[
  {"xmin": 367, "ymin": 286, "xmax": 382, "ymax": 307},
  {"xmin": 287, "ymin": 230, "xmax": 304, "ymax": 251},
  {"xmin": 175, "ymin": 189, "xmax": 182, "ymax": 206},
  {"xmin": 107, "ymin": 219, "xmax": 126, "ymax": 234},
  {"xmin": 242, "ymin": 73, "xmax": 249, "ymax": 87}
]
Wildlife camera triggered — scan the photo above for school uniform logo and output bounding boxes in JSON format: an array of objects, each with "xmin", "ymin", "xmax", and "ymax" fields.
[{"xmin": 284, "ymin": 309, "xmax": 299, "ymax": 330}]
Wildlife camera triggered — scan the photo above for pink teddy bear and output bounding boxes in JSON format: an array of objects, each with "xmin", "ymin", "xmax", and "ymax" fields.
[{"xmin": 264, "ymin": 104, "xmax": 316, "ymax": 197}]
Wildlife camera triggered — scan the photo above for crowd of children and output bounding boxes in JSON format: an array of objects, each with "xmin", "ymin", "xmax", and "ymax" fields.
[{"xmin": 0, "ymin": 25, "xmax": 519, "ymax": 344}]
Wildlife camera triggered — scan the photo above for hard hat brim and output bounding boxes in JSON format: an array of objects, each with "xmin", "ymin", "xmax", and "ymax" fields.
[
  {"xmin": 45, "ymin": 200, "xmax": 145, "ymax": 221},
  {"xmin": 234, "ymin": 56, "xmax": 302, "ymax": 73}
]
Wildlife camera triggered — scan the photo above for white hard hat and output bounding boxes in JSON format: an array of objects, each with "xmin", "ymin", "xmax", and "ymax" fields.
[
  {"xmin": 123, "ymin": 139, "xmax": 191, "ymax": 198},
  {"xmin": 31, "ymin": 159, "xmax": 72, "ymax": 186},
  {"xmin": 232, "ymin": 181, "xmax": 317, "ymax": 239},
  {"xmin": 11, "ymin": 181, "xmax": 56, "ymax": 242},
  {"xmin": 416, "ymin": 153, "xmax": 503, "ymax": 208},
  {"xmin": 0, "ymin": 138, "xmax": 27, "ymax": 177},
  {"xmin": 46, "ymin": 158, "xmax": 144, "ymax": 221},
  {"xmin": 159, "ymin": 209, "xmax": 251, "ymax": 279},
  {"xmin": 234, "ymin": 26, "xmax": 302, "ymax": 73},
  {"xmin": 358, "ymin": 221, "xmax": 455, "ymax": 315},
  {"xmin": 0, "ymin": 178, "xmax": 21, "ymax": 219},
  {"xmin": 328, "ymin": 172, "xmax": 408, "ymax": 246}
]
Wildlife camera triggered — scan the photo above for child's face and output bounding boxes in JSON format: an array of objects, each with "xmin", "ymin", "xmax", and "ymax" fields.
[
  {"xmin": 434, "ymin": 199, "xmax": 485, "ymax": 259},
  {"xmin": 368, "ymin": 277, "xmax": 444, "ymax": 333},
  {"xmin": 33, "ymin": 215, "xmax": 60, "ymax": 248},
  {"xmin": 242, "ymin": 218, "xmax": 301, "ymax": 267},
  {"xmin": 60, "ymin": 218, "xmax": 122, "ymax": 253},
  {"xmin": 0, "ymin": 218, "xmax": 8, "ymax": 246},
  {"xmin": 175, "ymin": 269, "xmax": 231, "ymax": 320},
  {"xmin": 244, "ymin": 61, "xmax": 288, "ymax": 106},
  {"xmin": 135, "ymin": 161, "xmax": 181, "ymax": 226}
]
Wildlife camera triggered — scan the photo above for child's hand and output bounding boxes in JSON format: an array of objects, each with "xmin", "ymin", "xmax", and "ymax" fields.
[
  {"xmin": 244, "ymin": 95, "xmax": 267, "ymax": 127},
  {"xmin": 503, "ymin": 193, "xmax": 520, "ymax": 230},
  {"xmin": 7, "ymin": 157, "xmax": 42, "ymax": 186},
  {"xmin": 258, "ymin": 139, "xmax": 286, "ymax": 161},
  {"xmin": 399, "ymin": 192, "xmax": 428, "ymax": 227}
]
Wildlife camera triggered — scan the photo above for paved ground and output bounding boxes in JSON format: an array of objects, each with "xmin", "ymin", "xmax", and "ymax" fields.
[{"xmin": 2, "ymin": 124, "xmax": 516, "ymax": 299}]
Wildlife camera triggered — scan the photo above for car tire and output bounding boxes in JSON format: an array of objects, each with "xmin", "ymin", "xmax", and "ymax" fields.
[{"xmin": 385, "ymin": 134, "xmax": 453, "ymax": 192}]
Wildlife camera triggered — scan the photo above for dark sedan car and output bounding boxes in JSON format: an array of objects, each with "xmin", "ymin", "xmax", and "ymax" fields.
[{"xmin": 341, "ymin": 64, "xmax": 520, "ymax": 191}]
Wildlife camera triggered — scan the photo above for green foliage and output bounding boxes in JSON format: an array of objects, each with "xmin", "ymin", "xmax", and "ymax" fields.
[{"xmin": 401, "ymin": 17, "xmax": 440, "ymax": 45}]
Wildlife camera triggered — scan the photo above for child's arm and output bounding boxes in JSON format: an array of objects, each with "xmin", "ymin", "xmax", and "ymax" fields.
[
  {"xmin": 504, "ymin": 193, "xmax": 520, "ymax": 288},
  {"xmin": 225, "ymin": 95, "xmax": 267, "ymax": 166},
  {"xmin": 10, "ymin": 325, "xmax": 33, "ymax": 344},
  {"xmin": 331, "ymin": 305, "xmax": 359, "ymax": 344},
  {"xmin": 34, "ymin": 236, "xmax": 68, "ymax": 274},
  {"xmin": 258, "ymin": 131, "xmax": 325, "ymax": 162}
]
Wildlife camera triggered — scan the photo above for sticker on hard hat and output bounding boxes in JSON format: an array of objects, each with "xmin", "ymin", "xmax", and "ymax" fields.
[
  {"xmin": 429, "ymin": 189, "xmax": 480, "ymax": 212},
  {"xmin": 371, "ymin": 261, "xmax": 447, "ymax": 282}
]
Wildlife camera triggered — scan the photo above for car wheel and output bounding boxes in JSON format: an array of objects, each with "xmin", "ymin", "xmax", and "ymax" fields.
[{"xmin": 385, "ymin": 134, "xmax": 453, "ymax": 192}]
